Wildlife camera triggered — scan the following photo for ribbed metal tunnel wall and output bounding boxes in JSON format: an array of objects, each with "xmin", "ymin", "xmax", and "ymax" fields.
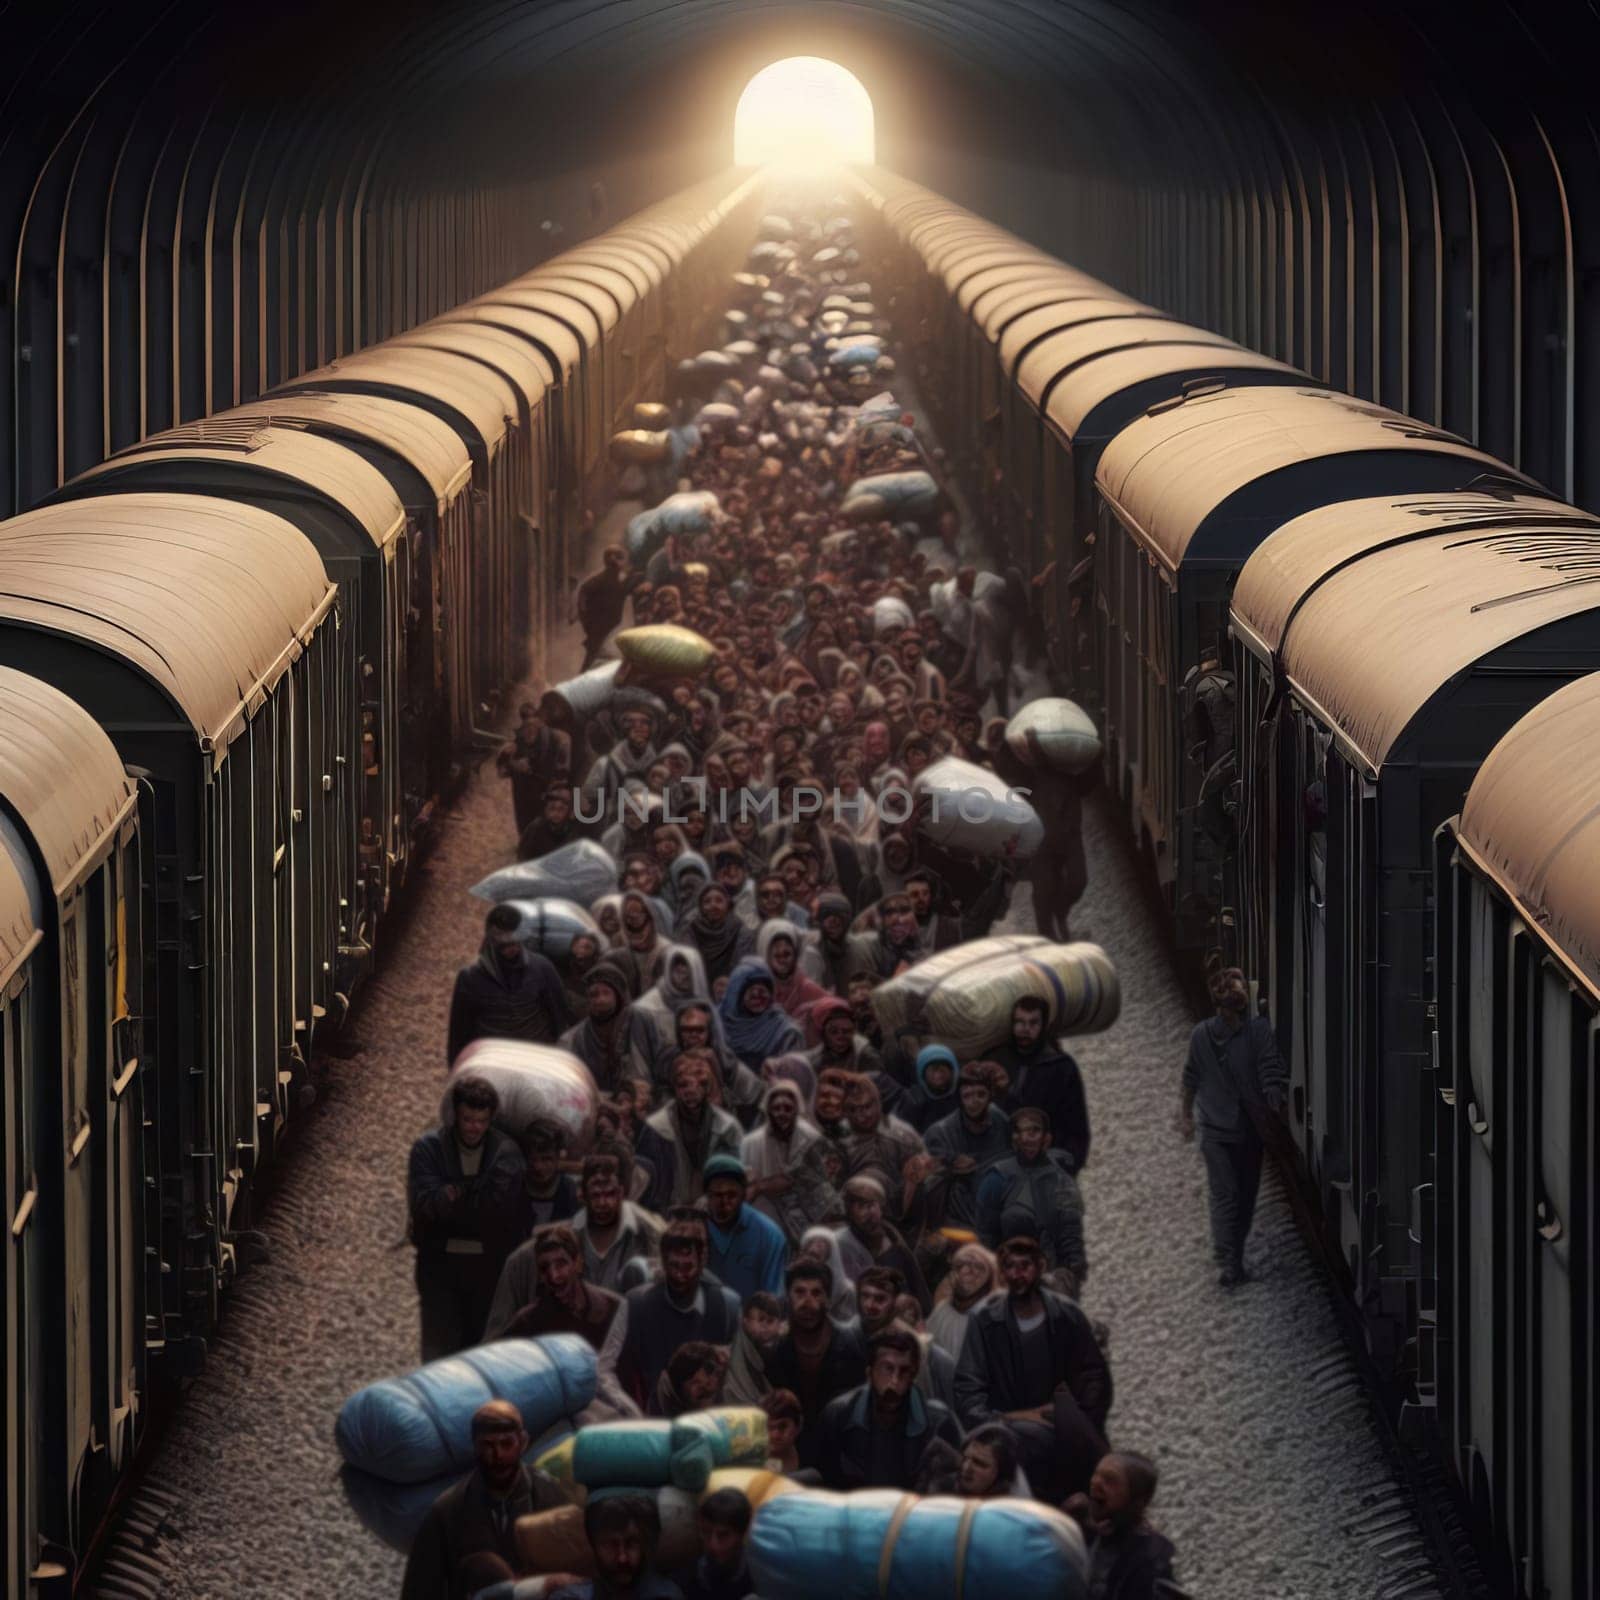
[{"xmin": 4, "ymin": 0, "xmax": 1597, "ymax": 513}]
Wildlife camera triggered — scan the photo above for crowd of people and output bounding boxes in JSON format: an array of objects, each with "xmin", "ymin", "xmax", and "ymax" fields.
[{"xmin": 393, "ymin": 193, "xmax": 1250, "ymax": 1600}]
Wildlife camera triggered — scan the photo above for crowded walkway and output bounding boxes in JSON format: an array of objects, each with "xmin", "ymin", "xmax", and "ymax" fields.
[{"xmin": 107, "ymin": 192, "xmax": 1415, "ymax": 1600}]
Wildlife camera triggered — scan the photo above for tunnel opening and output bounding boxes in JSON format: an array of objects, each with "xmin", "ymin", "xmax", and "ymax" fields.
[{"xmin": 733, "ymin": 55, "xmax": 874, "ymax": 167}]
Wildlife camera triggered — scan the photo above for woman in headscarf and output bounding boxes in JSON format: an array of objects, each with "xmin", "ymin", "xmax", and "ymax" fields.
[
  {"xmin": 666, "ymin": 850, "xmax": 712, "ymax": 920},
  {"xmin": 561, "ymin": 932, "xmax": 602, "ymax": 1021},
  {"xmin": 799, "ymin": 1225, "xmax": 858, "ymax": 1321},
  {"xmin": 678, "ymin": 881, "xmax": 756, "ymax": 984},
  {"xmin": 755, "ymin": 920, "xmax": 827, "ymax": 1030},
  {"xmin": 615, "ymin": 888, "xmax": 667, "ymax": 993},
  {"xmin": 859, "ymin": 720, "xmax": 894, "ymax": 788},
  {"xmin": 841, "ymin": 1074, "xmax": 925, "ymax": 1218},
  {"xmin": 634, "ymin": 943, "xmax": 709, "ymax": 1043},
  {"xmin": 739, "ymin": 1076, "xmax": 819, "ymax": 1237},
  {"xmin": 829, "ymin": 763, "xmax": 879, "ymax": 852},
  {"xmin": 717, "ymin": 959, "xmax": 804, "ymax": 1077},
  {"xmin": 928, "ymin": 1242, "xmax": 1000, "ymax": 1359},
  {"xmin": 591, "ymin": 894, "xmax": 624, "ymax": 948},
  {"xmin": 652, "ymin": 822, "xmax": 692, "ymax": 874}
]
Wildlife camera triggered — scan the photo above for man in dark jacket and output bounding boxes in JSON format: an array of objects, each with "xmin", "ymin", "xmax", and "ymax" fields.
[
  {"xmin": 560, "ymin": 961, "xmax": 666, "ymax": 1098},
  {"xmin": 596, "ymin": 1219, "xmax": 740, "ymax": 1415},
  {"xmin": 447, "ymin": 904, "xmax": 571, "ymax": 1063},
  {"xmin": 976, "ymin": 1108, "xmax": 1087, "ymax": 1290},
  {"xmin": 953, "ymin": 1236, "xmax": 1112, "ymax": 1501},
  {"xmin": 401, "ymin": 1400, "xmax": 575, "ymax": 1600},
  {"xmin": 991, "ymin": 996, "xmax": 1091, "ymax": 1173},
  {"xmin": 1066, "ymin": 1451, "xmax": 1178, "ymax": 1600},
  {"xmin": 517, "ymin": 782, "xmax": 582, "ymax": 862},
  {"xmin": 1179, "ymin": 966, "xmax": 1288, "ymax": 1287},
  {"xmin": 763, "ymin": 1259, "xmax": 868, "ymax": 1469},
  {"xmin": 408, "ymin": 1076, "xmax": 526, "ymax": 1359},
  {"xmin": 485, "ymin": 1222, "xmax": 621, "ymax": 1346},
  {"xmin": 499, "ymin": 705, "xmax": 573, "ymax": 844},
  {"xmin": 923, "ymin": 1062, "xmax": 1011, "ymax": 1227},
  {"xmin": 816, "ymin": 1327, "xmax": 962, "ymax": 1491},
  {"xmin": 573, "ymin": 544, "xmax": 641, "ymax": 669}
]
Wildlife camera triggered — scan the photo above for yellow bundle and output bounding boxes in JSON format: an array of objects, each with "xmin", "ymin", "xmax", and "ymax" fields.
[
  {"xmin": 634, "ymin": 401, "xmax": 671, "ymax": 428},
  {"xmin": 611, "ymin": 429, "xmax": 672, "ymax": 464},
  {"xmin": 614, "ymin": 624, "xmax": 717, "ymax": 677}
]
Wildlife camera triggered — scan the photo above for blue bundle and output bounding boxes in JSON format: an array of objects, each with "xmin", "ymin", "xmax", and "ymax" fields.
[
  {"xmin": 747, "ymin": 1489, "xmax": 1089, "ymax": 1600},
  {"xmin": 335, "ymin": 1335, "xmax": 595, "ymax": 1485}
]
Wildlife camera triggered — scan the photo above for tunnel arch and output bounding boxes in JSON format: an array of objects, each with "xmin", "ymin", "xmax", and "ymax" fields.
[{"xmin": 733, "ymin": 55, "xmax": 876, "ymax": 167}]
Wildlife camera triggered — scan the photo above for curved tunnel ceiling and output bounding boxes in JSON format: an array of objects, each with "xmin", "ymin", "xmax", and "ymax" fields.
[{"xmin": 3, "ymin": 0, "xmax": 1597, "ymax": 511}]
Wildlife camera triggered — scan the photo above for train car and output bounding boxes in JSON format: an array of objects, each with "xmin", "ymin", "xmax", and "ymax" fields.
[
  {"xmin": 0, "ymin": 495, "xmax": 339, "ymax": 1370},
  {"xmin": 1230, "ymin": 494, "xmax": 1600, "ymax": 1378},
  {"xmin": 206, "ymin": 391, "xmax": 477, "ymax": 855},
  {"xmin": 51, "ymin": 428, "xmax": 410, "ymax": 973},
  {"xmin": 1093, "ymin": 387, "xmax": 1526, "ymax": 949},
  {"xmin": 1433, "ymin": 671, "xmax": 1600, "ymax": 1600},
  {"xmin": 276, "ymin": 345, "xmax": 518, "ymax": 738},
  {"xmin": 0, "ymin": 671, "xmax": 142, "ymax": 1598}
]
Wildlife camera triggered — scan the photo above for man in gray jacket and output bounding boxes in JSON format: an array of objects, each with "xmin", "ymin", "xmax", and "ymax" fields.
[{"xmin": 1179, "ymin": 966, "xmax": 1288, "ymax": 1288}]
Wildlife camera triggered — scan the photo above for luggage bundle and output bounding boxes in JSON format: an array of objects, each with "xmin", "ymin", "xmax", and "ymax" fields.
[
  {"xmin": 912, "ymin": 756, "xmax": 1044, "ymax": 858},
  {"xmin": 471, "ymin": 839, "xmax": 619, "ymax": 908},
  {"xmin": 335, "ymin": 1336, "xmax": 596, "ymax": 1485},
  {"xmin": 504, "ymin": 898, "xmax": 599, "ymax": 959},
  {"xmin": 871, "ymin": 595, "xmax": 915, "ymax": 637},
  {"xmin": 625, "ymin": 489, "xmax": 722, "ymax": 562},
  {"xmin": 841, "ymin": 470, "xmax": 940, "ymax": 524},
  {"xmin": 540, "ymin": 661, "xmax": 668, "ymax": 727},
  {"xmin": 535, "ymin": 1408, "xmax": 767, "ymax": 1495},
  {"xmin": 747, "ymin": 1490, "xmax": 1089, "ymax": 1600},
  {"xmin": 614, "ymin": 624, "xmax": 717, "ymax": 678},
  {"xmin": 441, "ymin": 1040, "xmax": 601, "ymax": 1150},
  {"xmin": 610, "ymin": 429, "xmax": 672, "ymax": 464},
  {"xmin": 871, "ymin": 937, "xmax": 1120, "ymax": 1057},
  {"xmin": 1005, "ymin": 698, "xmax": 1103, "ymax": 775},
  {"xmin": 634, "ymin": 401, "xmax": 671, "ymax": 428}
]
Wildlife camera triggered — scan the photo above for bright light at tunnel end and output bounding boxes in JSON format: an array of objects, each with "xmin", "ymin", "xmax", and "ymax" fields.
[{"xmin": 734, "ymin": 55, "xmax": 875, "ymax": 169}]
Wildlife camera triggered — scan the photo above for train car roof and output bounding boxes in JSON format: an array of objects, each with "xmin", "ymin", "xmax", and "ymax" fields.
[
  {"xmin": 0, "ymin": 493, "xmax": 335, "ymax": 751},
  {"xmin": 959, "ymin": 262, "xmax": 1092, "ymax": 315},
  {"xmin": 537, "ymin": 259, "xmax": 638, "ymax": 321},
  {"xmin": 492, "ymin": 285, "xmax": 605, "ymax": 351},
  {"xmin": 979, "ymin": 283, "xmax": 1114, "ymax": 344},
  {"xmin": 512, "ymin": 276, "xmax": 615, "ymax": 338},
  {"xmin": 1456, "ymin": 672, "xmax": 1600, "ymax": 1002},
  {"xmin": 1259, "ymin": 505, "xmax": 1600, "ymax": 771},
  {"xmin": 1096, "ymin": 387, "xmax": 1529, "ymax": 572},
  {"xmin": 1046, "ymin": 341, "xmax": 1305, "ymax": 438},
  {"xmin": 283, "ymin": 347, "xmax": 511, "ymax": 455},
  {"xmin": 0, "ymin": 666, "xmax": 136, "ymax": 900},
  {"xmin": 456, "ymin": 300, "xmax": 583, "ymax": 381},
  {"xmin": 1232, "ymin": 490, "xmax": 1593, "ymax": 657},
  {"xmin": 551, "ymin": 247, "xmax": 654, "ymax": 300},
  {"xmin": 387, "ymin": 322, "xmax": 550, "ymax": 411},
  {"xmin": 1012, "ymin": 303, "xmax": 1166, "ymax": 402},
  {"xmin": 73, "ymin": 426, "xmax": 407, "ymax": 550},
  {"xmin": 220, "ymin": 393, "xmax": 473, "ymax": 509},
  {"xmin": 1023, "ymin": 319, "xmax": 1240, "ymax": 419},
  {"xmin": 942, "ymin": 245, "xmax": 1055, "ymax": 296}
]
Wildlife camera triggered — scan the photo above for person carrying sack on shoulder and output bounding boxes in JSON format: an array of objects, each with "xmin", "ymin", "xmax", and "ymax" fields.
[{"xmin": 1178, "ymin": 966, "xmax": 1288, "ymax": 1289}]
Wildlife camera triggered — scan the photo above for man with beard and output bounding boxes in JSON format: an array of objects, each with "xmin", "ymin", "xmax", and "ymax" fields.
[
  {"xmin": 550, "ymin": 1492, "xmax": 684, "ymax": 1600},
  {"xmin": 615, "ymin": 889, "xmax": 668, "ymax": 994},
  {"xmin": 484, "ymin": 1223, "xmax": 621, "ymax": 1346},
  {"xmin": 924, "ymin": 1063, "xmax": 1012, "ymax": 1228},
  {"xmin": 408, "ymin": 1076, "xmax": 526, "ymax": 1359},
  {"xmin": 816, "ymin": 1328, "xmax": 961, "ymax": 1492},
  {"xmin": 739, "ymin": 1079, "xmax": 818, "ymax": 1237},
  {"xmin": 505, "ymin": 1122, "xmax": 581, "ymax": 1243},
  {"xmin": 903, "ymin": 868, "xmax": 962, "ymax": 953},
  {"xmin": 702, "ymin": 1154, "xmax": 788, "ymax": 1301},
  {"xmin": 597, "ymin": 1219, "xmax": 740, "ymax": 1416},
  {"xmin": 977, "ymin": 1108, "xmax": 1087, "ymax": 1291},
  {"xmin": 755, "ymin": 872, "xmax": 809, "ymax": 931},
  {"xmin": 953, "ymin": 1236, "xmax": 1112, "ymax": 1501},
  {"xmin": 571, "ymin": 1151, "xmax": 666, "ymax": 1294},
  {"xmin": 833, "ymin": 1172, "xmax": 931, "ymax": 1314},
  {"xmin": 991, "ymin": 996, "xmax": 1093, "ymax": 1175},
  {"xmin": 560, "ymin": 962, "xmax": 668, "ymax": 1098},
  {"xmin": 447, "ymin": 905, "xmax": 571, "ymax": 1062},
  {"xmin": 1180, "ymin": 965, "xmax": 1288, "ymax": 1288},
  {"xmin": 401, "ymin": 1400, "xmax": 576, "ymax": 1600},
  {"xmin": 585, "ymin": 708, "xmax": 660, "ymax": 806},
  {"xmin": 517, "ymin": 782, "xmax": 580, "ymax": 862},
  {"xmin": 646, "ymin": 1053, "xmax": 742, "ymax": 1208},
  {"xmin": 763, "ymin": 1259, "xmax": 869, "ymax": 1470}
]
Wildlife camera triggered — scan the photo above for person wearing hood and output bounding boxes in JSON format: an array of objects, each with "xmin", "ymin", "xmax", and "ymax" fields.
[
  {"xmin": 634, "ymin": 944, "xmax": 711, "ymax": 1044},
  {"xmin": 855, "ymin": 830, "xmax": 915, "ymax": 909},
  {"xmin": 702, "ymin": 1154, "xmax": 788, "ymax": 1301},
  {"xmin": 723, "ymin": 1291, "xmax": 783, "ymax": 1407},
  {"xmin": 651, "ymin": 1340, "xmax": 728, "ymax": 1421},
  {"xmin": 708, "ymin": 841, "xmax": 759, "ymax": 925},
  {"xmin": 898, "ymin": 1043, "xmax": 958, "ymax": 1133},
  {"xmin": 927, "ymin": 1242, "xmax": 999, "ymax": 1360},
  {"xmin": 678, "ymin": 882, "xmax": 757, "ymax": 985},
  {"xmin": 756, "ymin": 920, "xmax": 826, "ymax": 1027},
  {"xmin": 797, "ymin": 1225, "xmax": 857, "ymax": 1320},
  {"xmin": 923, "ymin": 1063, "xmax": 1012, "ymax": 1228},
  {"xmin": 991, "ymin": 996, "xmax": 1093, "ymax": 1174},
  {"xmin": 602, "ymin": 791, "xmax": 664, "ymax": 862},
  {"xmin": 447, "ymin": 905, "xmax": 572, "ymax": 1063},
  {"xmin": 739, "ymin": 1076, "xmax": 819, "ymax": 1238},
  {"xmin": 584, "ymin": 708, "xmax": 660, "ymax": 806},
  {"xmin": 560, "ymin": 963, "xmax": 669, "ymax": 1099},
  {"xmin": 717, "ymin": 959, "xmax": 804, "ymax": 1075},
  {"xmin": 562, "ymin": 933, "xmax": 604, "ymax": 1023},
  {"xmin": 646, "ymin": 1053, "xmax": 743, "ymax": 1208},
  {"xmin": 666, "ymin": 850, "xmax": 713, "ymax": 921},
  {"xmin": 614, "ymin": 889, "xmax": 668, "ymax": 994},
  {"xmin": 811, "ymin": 892, "xmax": 878, "ymax": 996}
]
